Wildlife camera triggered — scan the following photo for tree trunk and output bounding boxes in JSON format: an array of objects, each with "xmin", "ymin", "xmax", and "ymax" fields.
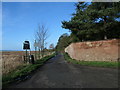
[
  {"xmin": 103, "ymin": 16, "xmax": 107, "ymax": 40},
  {"xmin": 39, "ymin": 48, "xmax": 40, "ymax": 59},
  {"xmin": 104, "ymin": 35, "xmax": 107, "ymax": 40}
]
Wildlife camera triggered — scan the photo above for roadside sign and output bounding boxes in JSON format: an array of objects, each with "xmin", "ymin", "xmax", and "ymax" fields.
[
  {"xmin": 34, "ymin": 42, "xmax": 42, "ymax": 48},
  {"xmin": 34, "ymin": 42, "xmax": 39, "ymax": 47},
  {"xmin": 23, "ymin": 41, "xmax": 30, "ymax": 49}
]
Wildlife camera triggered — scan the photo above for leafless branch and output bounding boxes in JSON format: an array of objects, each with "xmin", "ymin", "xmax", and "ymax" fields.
[{"xmin": 34, "ymin": 23, "xmax": 49, "ymax": 57}]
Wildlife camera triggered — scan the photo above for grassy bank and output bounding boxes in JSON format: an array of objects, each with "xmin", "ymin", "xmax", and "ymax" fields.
[
  {"xmin": 2, "ymin": 53, "xmax": 56, "ymax": 87},
  {"xmin": 64, "ymin": 53, "xmax": 119, "ymax": 68}
]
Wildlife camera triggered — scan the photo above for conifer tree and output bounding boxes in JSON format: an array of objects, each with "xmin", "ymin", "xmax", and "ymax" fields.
[{"xmin": 62, "ymin": 2, "xmax": 120, "ymax": 42}]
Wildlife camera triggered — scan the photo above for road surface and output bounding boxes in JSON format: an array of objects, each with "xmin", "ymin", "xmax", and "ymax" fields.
[{"xmin": 9, "ymin": 54, "xmax": 118, "ymax": 88}]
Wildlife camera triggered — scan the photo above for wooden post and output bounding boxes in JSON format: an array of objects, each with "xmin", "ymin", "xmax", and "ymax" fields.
[{"xmin": 26, "ymin": 49, "xmax": 27, "ymax": 62}]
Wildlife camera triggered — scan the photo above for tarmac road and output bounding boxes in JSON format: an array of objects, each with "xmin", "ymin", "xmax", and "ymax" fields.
[{"xmin": 9, "ymin": 54, "xmax": 118, "ymax": 88}]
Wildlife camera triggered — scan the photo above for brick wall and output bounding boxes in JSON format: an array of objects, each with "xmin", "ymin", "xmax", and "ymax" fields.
[{"xmin": 65, "ymin": 39, "xmax": 120, "ymax": 62}]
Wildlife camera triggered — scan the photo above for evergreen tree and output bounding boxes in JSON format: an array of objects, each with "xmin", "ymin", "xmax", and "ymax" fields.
[
  {"xmin": 56, "ymin": 33, "xmax": 70, "ymax": 52},
  {"xmin": 62, "ymin": 2, "xmax": 120, "ymax": 42},
  {"xmin": 87, "ymin": 2, "xmax": 120, "ymax": 39},
  {"xmin": 62, "ymin": 2, "xmax": 90, "ymax": 41}
]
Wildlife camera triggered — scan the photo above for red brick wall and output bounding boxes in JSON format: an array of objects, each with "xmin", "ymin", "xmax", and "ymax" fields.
[{"xmin": 65, "ymin": 39, "xmax": 120, "ymax": 62}]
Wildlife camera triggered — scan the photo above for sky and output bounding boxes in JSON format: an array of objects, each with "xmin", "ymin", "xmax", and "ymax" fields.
[{"xmin": 2, "ymin": 2, "xmax": 76, "ymax": 51}]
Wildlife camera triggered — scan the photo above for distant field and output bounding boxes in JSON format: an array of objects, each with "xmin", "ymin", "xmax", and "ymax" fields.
[
  {"xmin": 2, "ymin": 51, "xmax": 36, "ymax": 55},
  {"xmin": 2, "ymin": 51, "xmax": 53, "ymax": 75},
  {"xmin": 2, "ymin": 51, "xmax": 26, "ymax": 75}
]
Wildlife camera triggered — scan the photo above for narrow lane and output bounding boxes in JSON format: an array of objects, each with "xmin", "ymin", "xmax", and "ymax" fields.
[{"xmin": 9, "ymin": 54, "xmax": 118, "ymax": 88}]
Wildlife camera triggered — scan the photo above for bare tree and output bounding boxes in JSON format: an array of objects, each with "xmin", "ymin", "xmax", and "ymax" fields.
[{"xmin": 35, "ymin": 24, "xmax": 48, "ymax": 58}]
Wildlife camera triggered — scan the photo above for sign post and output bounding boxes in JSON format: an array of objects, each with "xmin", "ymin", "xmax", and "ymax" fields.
[{"xmin": 23, "ymin": 41, "xmax": 30, "ymax": 63}]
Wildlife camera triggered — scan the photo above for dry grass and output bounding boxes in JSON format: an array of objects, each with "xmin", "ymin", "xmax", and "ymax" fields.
[
  {"xmin": 2, "ymin": 51, "xmax": 54, "ymax": 75},
  {"xmin": 2, "ymin": 51, "xmax": 25, "ymax": 75}
]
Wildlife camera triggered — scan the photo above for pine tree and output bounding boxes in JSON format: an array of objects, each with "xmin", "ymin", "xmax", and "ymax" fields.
[
  {"xmin": 87, "ymin": 2, "xmax": 120, "ymax": 39},
  {"xmin": 61, "ymin": 2, "xmax": 120, "ymax": 42},
  {"xmin": 62, "ymin": 2, "xmax": 90, "ymax": 41}
]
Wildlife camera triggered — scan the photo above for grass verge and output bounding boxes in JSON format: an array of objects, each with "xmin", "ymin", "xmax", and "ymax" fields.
[
  {"xmin": 2, "ymin": 53, "xmax": 56, "ymax": 87},
  {"xmin": 64, "ymin": 52, "xmax": 119, "ymax": 68}
]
